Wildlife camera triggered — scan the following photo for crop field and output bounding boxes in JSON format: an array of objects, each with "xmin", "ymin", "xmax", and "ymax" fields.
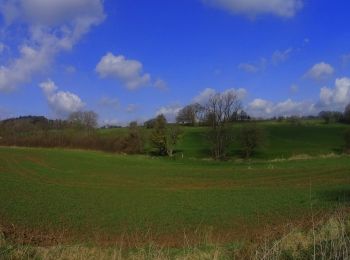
[{"xmin": 1, "ymin": 145, "xmax": 349, "ymax": 246}]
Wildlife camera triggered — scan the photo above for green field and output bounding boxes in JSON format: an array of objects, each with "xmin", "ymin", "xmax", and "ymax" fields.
[
  {"xmin": 100, "ymin": 121, "xmax": 349, "ymax": 159},
  {"xmin": 1, "ymin": 145, "xmax": 349, "ymax": 246}
]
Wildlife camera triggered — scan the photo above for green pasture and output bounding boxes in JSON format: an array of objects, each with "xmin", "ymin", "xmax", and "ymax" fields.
[{"xmin": 0, "ymin": 147, "xmax": 349, "ymax": 240}]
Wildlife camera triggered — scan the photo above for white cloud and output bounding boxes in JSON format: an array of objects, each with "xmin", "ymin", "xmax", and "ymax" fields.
[
  {"xmin": 274, "ymin": 99, "xmax": 308, "ymax": 115},
  {"xmin": 247, "ymin": 98, "xmax": 314, "ymax": 118},
  {"xmin": 193, "ymin": 88, "xmax": 217, "ymax": 105},
  {"xmin": 0, "ymin": 0, "xmax": 105, "ymax": 92},
  {"xmin": 238, "ymin": 63, "xmax": 259, "ymax": 73},
  {"xmin": 318, "ymin": 77, "xmax": 350, "ymax": 110},
  {"xmin": 202, "ymin": 0, "xmax": 303, "ymax": 18},
  {"xmin": 126, "ymin": 104, "xmax": 139, "ymax": 113},
  {"xmin": 223, "ymin": 88, "xmax": 247, "ymax": 100},
  {"xmin": 0, "ymin": 45, "xmax": 53, "ymax": 91},
  {"xmin": 305, "ymin": 62, "xmax": 334, "ymax": 81},
  {"xmin": 239, "ymin": 48, "xmax": 292, "ymax": 74},
  {"xmin": 154, "ymin": 78, "xmax": 168, "ymax": 90},
  {"xmin": 272, "ymin": 48, "xmax": 293, "ymax": 65},
  {"xmin": 20, "ymin": 0, "xmax": 104, "ymax": 27},
  {"xmin": 247, "ymin": 78, "xmax": 350, "ymax": 118},
  {"xmin": 193, "ymin": 87, "xmax": 247, "ymax": 105},
  {"xmin": 40, "ymin": 79, "xmax": 85, "ymax": 116},
  {"xmin": 248, "ymin": 99, "xmax": 274, "ymax": 116},
  {"xmin": 156, "ymin": 104, "xmax": 182, "ymax": 122},
  {"xmin": 102, "ymin": 118, "xmax": 122, "ymax": 126},
  {"xmin": 96, "ymin": 53, "xmax": 152, "ymax": 90}
]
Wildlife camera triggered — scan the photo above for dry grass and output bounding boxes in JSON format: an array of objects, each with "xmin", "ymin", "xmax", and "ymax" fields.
[
  {"xmin": 269, "ymin": 152, "xmax": 347, "ymax": 163},
  {"xmin": 1, "ymin": 210, "xmax": 350, "ymax": 260},
  {"xmin": 254, "ymin": 210, "xmax": 350, "ymax": 259}
]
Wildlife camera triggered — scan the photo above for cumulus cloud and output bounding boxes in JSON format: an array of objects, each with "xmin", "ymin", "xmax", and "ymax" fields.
[
  {"xmin": 156, "ymin": 104, "xmax": 183, "ymax": 122},
  {"xmin": 96, "ymin": 53, "xmax": 152, "ymax": 90},
  {"xmin": 193, "ymin": 88, "xmax": 217, "ymax": 105},
  {"xmin": 305, "ymin": 62, "xmax": 334, "ymax": 81},
  {"xmin": 248, "ymin": 99, "xmax": 274, "ymax": 116},
  {"xmin": 193, "ymin": 87, "xmax": 247, "ymax": 105},
  {"xmin": 318, "ymin": 77, "xmax": 350, "ymax": 110},
  {"xmin": 0, "ymin": 0, "xmax": 105, "ymax": 92},
  {"xmin": 0, "ymin": 45, "xmax": 53, "ymax": 91},
  {"xmin": 40, "ymin": 79, "xmax": 85, "ymax": 116},
  {"xmin": 202, "ymin": 0, "xmax": 303, "ymax": 18},
  {"xmin": 247, "ymin": 78, "xmax": 350, "ymax": 118},
  {"xmin": 247, "ymin": 98, "xmax": 314, "ymax": 118}
]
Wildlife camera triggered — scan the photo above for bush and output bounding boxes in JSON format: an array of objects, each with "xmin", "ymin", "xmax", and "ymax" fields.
[
  {"xmin": 239, "ymin": 123, "xmax": 265, "ymax": 159},
  {"xmin": 287, "ymin": 116, "xmax": 303, "ymax": 126},
  {"xmin": 344, "ymin": 129, "xmax": 350, "ymax": 153},
  {"xmin": 344, "ymin": 104, "xmax": 350, "ymax": 124}
]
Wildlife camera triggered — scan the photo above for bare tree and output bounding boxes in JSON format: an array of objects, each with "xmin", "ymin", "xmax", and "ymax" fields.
[
  {"xmin": 176, "ymin": 103, "xmax": 204, "ymax": 126},
  {"xmin": 68, "ymin": 111, "xmax": 98, "ymax": 129},
  {"xmin": 205, "ymin": 91, "xmax": 241, "ymax": 160},
  {"xmin": 344, "ymin": 104, "xmax": 350, "ymax": 124},
  {"xmin": 319, "ymin": 111, "xmax": 343, "ymax": 124},
  {"xmin": 165, "ymin": 125, "xmax": 182, "ymax": 157}
]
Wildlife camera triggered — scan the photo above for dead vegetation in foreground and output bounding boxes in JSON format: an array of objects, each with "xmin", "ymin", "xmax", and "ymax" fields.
[{"xmin": 1, "ymin": 209, "xmax": 350, "ymax": 260}]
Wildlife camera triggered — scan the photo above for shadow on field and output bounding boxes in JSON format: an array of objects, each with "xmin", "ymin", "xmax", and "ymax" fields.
[{"xmin": 318, "ymin": 189, "xmax": 350, "ymax": 203}]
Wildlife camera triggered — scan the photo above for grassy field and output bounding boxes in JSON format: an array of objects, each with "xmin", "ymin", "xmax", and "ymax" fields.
[
  {"xmin": 1, "ymin": 121, "xmax": 350, "ymax": 258},
  {"xmin": 0, "ymin": 146, "xmax": 349, "ymax": 247}
]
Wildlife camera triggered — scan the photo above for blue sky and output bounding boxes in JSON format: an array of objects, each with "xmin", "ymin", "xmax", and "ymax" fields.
[{"xmin": 1, "ymin": 0, "xmax": 350, "ymax": 124}]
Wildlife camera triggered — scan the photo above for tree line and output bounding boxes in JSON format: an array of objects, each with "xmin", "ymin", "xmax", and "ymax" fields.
[{"xmin": 1, "ymin": 98, "xmax": 350, "ymax": 159}]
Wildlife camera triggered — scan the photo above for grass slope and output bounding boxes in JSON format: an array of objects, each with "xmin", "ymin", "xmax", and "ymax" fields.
[
  {"xmin": 99, "ymin": 121, "xmax": 349, "ymax": 159},
  {"xmin": 0, "ymin": 147, "xmax": 349, "ymax": 244}
]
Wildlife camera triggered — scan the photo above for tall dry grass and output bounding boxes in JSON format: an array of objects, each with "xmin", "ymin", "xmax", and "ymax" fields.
[{"xmin": 254, "ymin": 210, "xmax": 350, "ymax": 259}]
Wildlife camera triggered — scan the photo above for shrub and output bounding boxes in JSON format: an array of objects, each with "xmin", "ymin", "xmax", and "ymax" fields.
[
  {"xmin": 344, "ymin": 129, "xmax": 350, "ymax": 153},
  {"xmin": 150, "ymin": 115, "xmax": 182, "ymax": 156},
  {"xmin": 123, "ymin": 122, "xmax": 144, "ymax": 154},
  {"xmin": 239, "ymin": 123, "xmax": 264, "ymax": 159},
  {"xmin": 344, "ymin": 104, "xmax": 350, "ymax": 124}
]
